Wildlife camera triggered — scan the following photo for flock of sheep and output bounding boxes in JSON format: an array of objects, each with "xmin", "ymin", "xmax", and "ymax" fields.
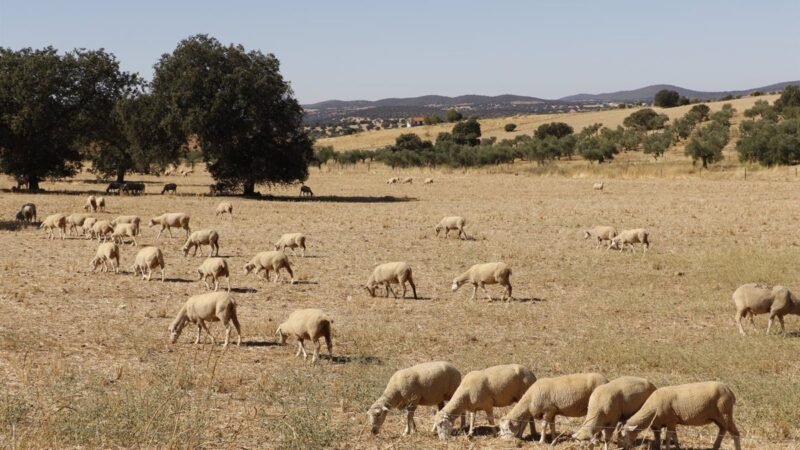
[{"xmin": 12, "ymin": 177, "xmax": 800, "ymax": 450}]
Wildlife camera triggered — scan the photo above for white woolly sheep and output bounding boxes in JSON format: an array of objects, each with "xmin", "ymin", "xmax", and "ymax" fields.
[
  {"xmin": 434, "ymin": 364, "xmax": 536, "ymax": 439},
  {"xmin": 274, "ymin": 233, "xmax": 306, "ymax": 257},
  {"xmin": 15, "ymin": 203, "xmax": 36, "ymax": 222},
  {"xmin": 89, "ymin": 242, "xmax": 120, "ymax": 273},
  {"xmin": 368, "ymin": 361, "xmax": 462, "ymax": 435},
  {"xmin": 66, "ymin": 213, "xmax": 91, "ymax": 236},
  {"xmin": 424, "ymin": 178, "xmax": 434, "ymax": 184},
  {"xmin": 91, "ymin": 220, "xmax": 114, "ymax": 242},
  {"xmin": 572, "ymin": 376, "xmax": 656, "ymax": 449},
  {"xmin": 276, "ymin": 308, "xmax": 332, "ymax": 364},
  {"xmin": 131, "ymin": 246, "xmax": 165, "ymax": 282},
  {"xmin": 197, "ymin": 257, "xmax": 231, "ymax": 292},
  {"xmin": 435, "ymin": 216, "xmax": 467, "ymax": 239},
  {"xmin": 243, "ymin": 251, "xmax": 294, "ymax": 284},
  {"xmin": 96, "ymin": 196, "xmax": 105, "ymax": 212},
  {"xmin": 583, "ymin": 226, "xmax": 617, "ymax": 248},
  {"xmin": 387, "ymin": 177, "xmax": 399, "ymax": 184},
  {"xmin": 593, "ymin": 182, "xmax": 604, "ymax": 191},
  {"xmin": 401, "ymin": 176, "xmax": 413, "ymax": 184},
  {"xmin": 365, "ymin": 262, "xmax": 417, "ymax": 299},
  {"xmin": 111, "ymin": 223, "xmax": 139, "ymax": 246},
  {"xmin": 499, "ymin": 372, "xmax": 608, "ymax": 443},
  {"xmin": 83, "ymin": 195, "xmax": 98, "ymax": 212},
  {"xmin": 40, "ymin": 214, "xmax": 67, "ymax": 240},
  {"xmin": 733, "ymin": 283, "xmax": 800, "ymax": 335},
  {"xmin": 149, "ymin": 213, "xmax": 191, "ymax": 239},
  {"xmin": 452, "ymin": 262, "xmax": 512, "ymax": 301},
  {"xmin": 620, "ymin": 381, "xmax": 740, "ymax": 450},
  {"xmin": 215, "ymin": 201, "xmax": 233, "ymax": 218},
  {"xmin": 168, "ymin": 292, "xmax": 241, "ymax": 347},
  {"xmin": 182, "ymin": 229, "xmax": 220, "ymax": 257},
  {"xmin": 82, "ymin": 217, "xmax": 97, "ymax": 238},
  {"xmin": 608, "ymin": 228, "xmax": 650, "ymax": 253},
  {"xmin": 111, "ymin": 215, "xmax": 141, "ymax": 235}
]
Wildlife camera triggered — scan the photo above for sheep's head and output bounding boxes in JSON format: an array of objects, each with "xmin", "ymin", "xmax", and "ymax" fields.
[
  {"xmin": 364, "ymin": 284, "xmax": 376, "ymax": 297},
  {"xmin": 273, "ymin": 243, "xmax": 280, "ymax": 251},
  {"xmin": 243, "ymin": 263, "xmax": 255, "ymax": 275},
  {"xmin": 275, "ymin": 327, "xmax": 287, "ymax": 345},
  {"xmin": 367, "ymin": 404, "xmax": 389, "ymax": 434},
  {"xmin": 434, "ymin": 413, "xmax": 453, "ymax": 440},
  {"xmin": 572, "ymin": 424, "xmax": 595, "ymax": 442},
  {"xmin": 618, "ymin": 424, "xmax": 640, "ymax": 447},
  {"xmin": 608, "ymin": 238, "xmax": 620, "ymax": 249},
  {"xmin": 434, "ymin": 225, "xmax": 442, "ymax": 235},
  {"xmin": 89, "ymin": 257, "xmax": 100, "ymax": 272},
  {"xmin": 15, "ymin": 211, "xmax": 24, "ymax": 221},
  {"xmin": 168, "ymin": 318, "xmax": 186, "ymax": 344},
  {"xmin": 451, "ymin": 279, "xmax": 464, "ymax": 292},
  {"xmin": 583, "ymin": 230, "xmax": 591, "ymax": 240},
  {"xmin": 148, "ymin": 219, "xmax": 157, "ymax": 227},
  {"xmin": 181, "ymin": 243, "xmax": 191, "ymax": 256},
  {"xmin": 498, "ymin": 418, "xmax": 521, "ymax": 440}
]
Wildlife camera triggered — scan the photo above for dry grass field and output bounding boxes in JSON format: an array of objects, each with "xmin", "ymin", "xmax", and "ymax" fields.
[
  {"xmin": 2, "ymin": 159, "xmax": 800, "ymax": 449},
  {"xmin": 317, "ymin": 94, "xmax": 780, "ymax": 152}
]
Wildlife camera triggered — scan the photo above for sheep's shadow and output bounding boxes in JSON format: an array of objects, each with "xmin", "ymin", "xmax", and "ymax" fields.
[
  {"xmin": 254, "ymin": 194, "xmax": 417, "ymax": 204},
  {"xmin": 291, "ymin": 280, "xmax": 319, "ymax": 285},
  {"xmin": 785, "ymin": 331, "xmax": 800, "ymax": 338},
  {"xmin": 242, "ymin": 340, "xmax": 280, "ymax": 347},
  {"xmin": 230, "ymin": 287, "xmax": 257, "ymax": 294},
  {"xmin": 0, "ymin": 221, "xmax": 30, "ymax": 231},
  {"xmin": 326, "ymin": 354, "xmax": 383, "ymax": 365},
  {"xmin": 499, "ymin": 296, "xmax": 546, "ymax": 303},
  {"xmin": 164, "ymin": 277, "xmax": 194, "ymax": 283}
]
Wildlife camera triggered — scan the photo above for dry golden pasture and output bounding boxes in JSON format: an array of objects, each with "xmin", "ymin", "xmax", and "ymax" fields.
[{"xmin": 1, "ymin": 164, "xmax": 800, "ymax": 449}]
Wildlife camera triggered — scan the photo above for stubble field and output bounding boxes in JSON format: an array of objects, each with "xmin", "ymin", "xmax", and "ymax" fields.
[{"xmin": 1, "ymin": 164, "xmax": 799, "ymax": 449}]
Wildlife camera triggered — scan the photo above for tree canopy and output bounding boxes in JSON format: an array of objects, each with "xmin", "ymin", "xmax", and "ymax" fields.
[
  {"xmin": 623, "ymin": 109, "xmax": 669, "ymax": 131},
  {"xmin": 452, "ymin": 117, "xmax": 482, "ymax": 146},
  {"xmin": 534, "ymin": 122, "xmax": 574, "ymax": 139}
]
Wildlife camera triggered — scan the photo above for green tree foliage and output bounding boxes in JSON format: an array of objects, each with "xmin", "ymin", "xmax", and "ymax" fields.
[
  {"xmin": 654, "ymin": 89, "xmax": 682, "ymax": 107},
  {"xmin": 744, "ymin": 99, "xmax": 778, "ymax": 121},
  {"xmin": 534, "ymin": 122, "xmax": 574, "ymax": 139},
  {"xmin": 689, "ymin": 104, "xmax": 711, "ymax": 121},
  {"xmin": 737, "ymin": 118, "xmax": 800, "ymax": 166},
  {"xmin": 642, "ymin": 129, "xmax": 673, "ymax": 160},
  {"xmin": 504, "ymin": 123, "xmax": 517, "ymax": 132},
  {"xmin": 312, "ymin": 146, "xmax": 336, "ymax": 168},
  {"xmin": 623, "ymin": 108, "xmax": 669, "ymax": 131},
  {"xmin": 452, "ymin": 117, "xmax": 482, "ymax": 146},
  {"xmin": 618, "ymin": 127, "xmax": 643, "ymax": 152},
  {"xmin": 152, "ymin": 35, "xmax": 313, "ymax": 195},
  {"xmin": 775, "ymin": 85, "xmax": 800, "ymax": 111},
  {"xmin": 709, "ymin": 104, "xmax": 736, "ymax": 126},
  {"xmin": 577, "ymin": 125, "xmax": 619, "ymax": 163},
  {"xmin": 424, "ymin": 114, "xmax": 442, "ymax": 125},
  {"xmin": 685, "ymin": 121, "xmax": 730, "ymax": 168},
  {"xmin": 445, "ymin": 109, "xmax": 463, "ymax": 122}
]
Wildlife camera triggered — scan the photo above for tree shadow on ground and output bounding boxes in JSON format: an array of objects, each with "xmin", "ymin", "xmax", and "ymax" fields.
[
  {"xmin": 164, "ymin": 277, "xmax": 194, "ymax": 283},
  {"xmin": 0, "ymin": 221, "xmax": 35, "ymax": 231},
  {"xmin": 242, "ymin": 341, "xmax": 280, "ymax": 348},
  {"xmin": 231, "ymin": 287, "xmax": 258, "ymax": 294},
  {"xmin": 326, "ymin": 354, "xmax": 383, "ymax": 365},
  {"xmin": 254, "ymin": 194, "xmax": 416, "ymax": 204}
]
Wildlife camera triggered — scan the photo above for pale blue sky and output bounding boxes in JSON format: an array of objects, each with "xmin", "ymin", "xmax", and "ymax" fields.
[{"xmin": 1, "ymin": 0, "xmax": 798, "ymax": 103}]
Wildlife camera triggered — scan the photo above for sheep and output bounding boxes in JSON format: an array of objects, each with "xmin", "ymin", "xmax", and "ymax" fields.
[
  {"xmin": 161, "ymin": 183, "xmax": 177, "ymax": 194},
  {"xmin": 89, "ymin": 242, "xmax": 120, "ymax": 273},
  {"xmin": 106, "ymin": 182, "xmax": 123, "ymax": 194},
  {"xmin": 96, "ymin": 196, "xmax": 105, "ymax": 212},
  {"xmin": 733, "ymin": 283, "xmax": 800, "ymax": 335},
  {"xmin": 148, "ymin": 213, "xmax": 191, "ymax": 239},
  {"xmin": 572, "ymin": 376, "xmax": 657, "ymax": 449},
  {"xmin": 583, "ymin": 226, "xmax": 617, "ymax": 248},
  {"xmin": 40, "ymin": 214, "xmax": 67, "ymax": 240},
  {"xmin": 90, "ymin": 220, "xmax": 114, "ymax": 242},
  {"xmin": 215, "ymin": 201, "xmax": 233, "ymax": 218},
  {"xmin": 81, "ymin": 217, "xmax": 97, "ymax": 238},
  {"xmin": 451, "ymin": 262, "xmax": 512, "ymax": 301},
  {"xmin": 182, "ymin": 229, "xmax": 220, "ymax": 257},
  {"xmin": 168, "ymin": 292, "xmax": 241, "ymax": 347},
  {"xmin": 434, "ymin": 216, "xmax": 467, "ymax": 240},
  {"xmin": 15, "ymin": 203, "xmax": 36, "ymax": 222},
  {"xmin": 276, "ymin": 308, "xmax": 332, "ymax": 364},
  {"xmin": 593, "ymin": 182, "xmax": 604, "ymax": 191},
  {"xmin": 180, "ymin": 169, "xmax": 193, "ymax": 176},
  {"xmin": 83, "ymin": 195, "xmax": 98, "ymax": 212},
  {"xmin": 197, "ymin": 257, "xmax": 231, "ymax": 292},
  {"xmin": 299, "ymin": 185, "xmax": 313, "ymax": 197},
  {"xmin": 274, "ymin": 233, "xmax": 306, "ymax": 257},
  {"xmin": 434, "ymin": 364, "xmax": 536, "ymax": 439},
  {"xmin": 424, "ymin": 178, "xmax": 434, "ymax": 184},
  {"xmin": 365, "ymin": 262, "xmax": 417, "ymax": 299},
  {"xmin": 608, "ymin": 228, "xmax": 650, "ymax": 253},
  {"xmin": 620, "ymin": 381, "xmax": 741, "ymax": 450},
  {"xmin": 243, "ymin": 251, "xmax": 294, "ymax": 284},
  {"xmin": 401, "ymin": 177, "xmax": 413, "ymax": 184},
  {"xmin": 387, "ymin": 177, "xmax": 399, "ymax": 184},
  {"xmin": 131, "ymin": 246, "xmax": 166, "ymax": 282},
  {"xmin": 111, "ymin": 223, "xmax": 138, "ymax": 246},
  {"xmin": 163, "ymin": 168, "xmax": 173, "ymax": 176},
  {"xmin": 368, "ymin": 361, "xmax": 462, "ymax": 435},
  {"xmin": 499, "ymin": 373, "xmax": 607, "ymax": 443},
  {"xmin": 111, "ymin": 215, "xmax": 141, "ymax": 235},
  {"xmin": 66, "ymin": 213, "xmax": 91, "ymax": 236}
]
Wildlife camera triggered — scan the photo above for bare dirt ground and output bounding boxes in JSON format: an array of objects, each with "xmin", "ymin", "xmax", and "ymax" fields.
[{"xmin": 1, "ymin": 162, "xmax": 799, "ymax": 449}]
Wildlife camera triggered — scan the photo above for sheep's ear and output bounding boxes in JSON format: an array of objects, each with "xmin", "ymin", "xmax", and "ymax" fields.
[
  {"xmin": 381, "ymin": 405, "xmax": 389, "ymax": 412},
  {"xmin": 623, "ymin": 424, "xmax": 636, "ymax": 432}
]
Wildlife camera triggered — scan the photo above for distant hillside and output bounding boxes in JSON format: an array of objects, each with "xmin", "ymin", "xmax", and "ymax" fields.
[{"xmin": 558, "ymin": 81, "xmax": 799, "ymax": 103}]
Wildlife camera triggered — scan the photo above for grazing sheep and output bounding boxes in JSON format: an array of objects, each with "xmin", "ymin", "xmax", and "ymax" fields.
[
  {"xmin": 572, "ymin": 376, "xmax": 656, "ymax": 449},
  {"xmin": 96, "ymin": 196, "xmax": 105, "ymax": 212},
  {"xmin": 90, "ymin": 220, "xmax": 114, "ymax": 242},
  {"xmin": 243, "ymin": 251, "xmax": 294, "ymax": 283},
  {"xmin": 197, "ymin": 257, "xmax": 231, "ymax": 292},
  {"xmin": 121, "ymin": 182, "xmax": 145, "ymax": 195},
  {"xmin": 368, "ymin": 361, "xmax": 462, "ymax": 435},
  {"xmin": 276, "ymin": 308, "xmax": 332, "ymax": 364},
  {"xmin": 434, "ymin": 364, "xmax": 536, "ymax": 439},
  {"xmin": 111, "ymin": 215, "xmax": 141, "ymax": 235},
  {"xmin": 66, "ymin": 213, "xmax": 90, "ymax": 236},
  {"xmin": 89, "ymin": 242, "xmax": 120, "ymax": 273},
  {"xmin": 387, "ymin": 177, "xmax": 399, "ymax": 184},
  {"xmin": 365, "ymin": 262, "xmax": 417, "ymax": 299},
  {"xmin": 40, "ymin": 214, "xmax": 67, "ymax": 240},
  {"xmin": 299, "ymin": 185, "xmax": 313, "ymax": 197},
  {"xmin": 182, "ymin": 229, "xmax": 220, "ymax": 257},
  {"xmin": 593, "ymin": 182, "xmax": 604, "ymax": 191},
  {"xmin": 401, "ymin": 177, "xmax": 413, "ymax": 184},
  {"xmin": 83, "ymin": 195, "xmax": 98, "ymax": 212},
  {"xmin": 161, "ymin": 183, "xmax": 177, "ymax": 194},
  {"xmin": 81, "ymin": 217, "xmax": 97, "ymax": 238},
  {"xmin": 499, "ymin": 372, "xmax": 608, "ymax": 443},
  {"xmin": 149, "ymin": 213, "xmax": 191, "ymax": 239},
  {"xmin": 452, "ymin": 262, "xmax": 512, "ymax": 301},
  {"xmin": 168, "ymin": 292, "xmax": 241, "ymax": 347},
  {"xmin": 106, "ymin": 181, "xmax": 123, "ymax": 194},
  {"xmin": 274, "ymin": 233, "xmax": 306, "ymax": 257},
  {"xmin": 163, "ymin": 168, "xmax": 173, "ymax": 176},
  {"xmin": 424, "ymin": 178, "xmax": 434, "ymax": 184},
  {"xmin": 215, "ymin": 201, "xmax": 233, "ymax": 218},
  {"xmin": 583, "ymin": 226, "xmax": 617, "ymax": 248},
  {"xmin": 15, "ymin": 203, "xmax": 36, "ymax": 222},
  {"xmin": 620, "ymin": 381, "xmax": 741, "ymax": 450},
  {"xmin": 111, "ymin": 223, "xmax": 138, "ymax": 246},
  {"xmin": 435, "ymin": 216, "xmax": 467, "ymax": 240},
  {"xmin": 608, "ymin": 228, "xmax": 650, "ymax": 253},
  {"xmin": 131, "ymin": 246, "xmax": 165, "ymax": 282},
  {"xmin": 180, "ymin": 169, "xmax": 193, "ymax": 176},
  {"xmin": 733, "ymin": 283, "xmax": 800, "ymax": 335}
]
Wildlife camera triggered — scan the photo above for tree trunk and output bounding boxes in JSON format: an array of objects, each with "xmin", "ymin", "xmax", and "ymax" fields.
[
  {"xmin": 702, "ymin": 158, "xmax": 708, "ymax": 169},
  {"xmin": 27, "ymin": 176, "xmax": 40, "ymax": 191},
  {"xmin": 243, "ymin": 181, "xmax": 256, "ymax": 196},
  {"xmin": 116, "ymin": 168, "xmax": 126, "ymax": 183}
]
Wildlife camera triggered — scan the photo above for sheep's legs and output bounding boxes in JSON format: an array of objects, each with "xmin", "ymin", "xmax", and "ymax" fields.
[
  {"xmin": 480, "ymin": 284, "xmax": 493, "ymax": 301},
  {"xmin": 312, "ymin": 339, "xmax": 321, "ymax": 364},
  {"xmin": 195, "ymin": 324, "xmax": 202, "ymax": 344},
  {"xmin": 467, "ymin": 412, "xmax": 476, "ymax": 436},
  {"xmin": 226, "ymin": 277, "xmax": 231, "ymax": 292},
  {"xmin": 202, "ymin": 276, "xmax": 212, "ymax": 290},
  {"xmin": 296, "ymin": 340, "xmax": 308, "ymax": 360},
  {"xmin": 198, "ymin": 321, "xmax": 215, "ymax": 344},
  {"xmin": 469, "ymin": 284, "xmax": 478, "ymax": 301},
  {"xmin": 386, "ymin": 283, "xmax": 398, "ymax": 299},
  {"xmin": 403, "ymin": 407, "xmax": 417, "ymax": 435},
  {"xmin": 766, "ymin": 317, "xmax": 774, "ymax": 335},
  {"xmin": 485, "ymin": 409, "xmax": 495, "ymax": 428},
  {"xmin": 735, "ymin": 312, "xmax": 745, "ymax": 335}
]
